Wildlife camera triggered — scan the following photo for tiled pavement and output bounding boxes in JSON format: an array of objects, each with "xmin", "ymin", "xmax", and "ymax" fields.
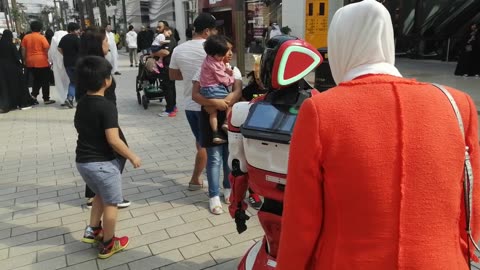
[{"xmin": 1, "ymin": 53, "xmax": 480, "ymax": 270}]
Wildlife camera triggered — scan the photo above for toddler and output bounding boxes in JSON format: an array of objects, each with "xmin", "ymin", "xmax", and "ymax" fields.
[
  {"xmin": 150, "ymin": 27, "xmax": 172, "ymax": 73},
  {"xmin": 199, "ymin": 35, "xmax": 235, "ymax": 143}
]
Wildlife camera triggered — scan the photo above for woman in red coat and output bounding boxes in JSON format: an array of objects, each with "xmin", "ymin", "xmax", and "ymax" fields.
[{"xmin": 276, "ymin": 0, "xmax": 480, "ymax": 269}]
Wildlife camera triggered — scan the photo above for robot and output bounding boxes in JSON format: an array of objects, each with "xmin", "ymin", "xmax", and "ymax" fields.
[{"xmin": 227, "ymin": 35, "xmax": 323, "ymax": 269}]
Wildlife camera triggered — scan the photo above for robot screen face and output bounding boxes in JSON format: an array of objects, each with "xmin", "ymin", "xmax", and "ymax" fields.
[{"xmin": 260, "ymin": 36, "xmax": 323, "ymax": 90}]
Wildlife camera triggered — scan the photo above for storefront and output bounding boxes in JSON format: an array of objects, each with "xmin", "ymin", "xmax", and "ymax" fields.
[{"xmin": 198, "ymin": 0, "xmax": 283, "ymax": 49}]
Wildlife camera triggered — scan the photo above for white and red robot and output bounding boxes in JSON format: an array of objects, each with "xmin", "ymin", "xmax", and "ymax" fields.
[{"xmin": 227, "ymin": 36, "xmax": 323, "ymax": 269}]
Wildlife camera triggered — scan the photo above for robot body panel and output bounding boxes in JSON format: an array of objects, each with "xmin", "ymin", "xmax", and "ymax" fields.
[{"xmin": 228, "ymin": 35, "xmax": 323, "ymax": 270}]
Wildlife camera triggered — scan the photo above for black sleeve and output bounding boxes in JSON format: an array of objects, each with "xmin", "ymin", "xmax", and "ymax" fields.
[
  {"xmin": 102, "ymin": 102, "xmax": 119, "ymax": 130},
  {"xmin": 58, "ymin": 36, "xmax": 65, "ymax": 49}
]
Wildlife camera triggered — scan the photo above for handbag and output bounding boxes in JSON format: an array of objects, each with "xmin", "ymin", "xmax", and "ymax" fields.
[{"xmin": 432, "ymin": 83, "xmax": 480, "ymax": 268}]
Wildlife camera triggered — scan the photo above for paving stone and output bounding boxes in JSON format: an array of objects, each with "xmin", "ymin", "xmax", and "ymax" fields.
[
  {"xmin": 116, "ymin": 213, "xmax": 158, "ymax": 231},
  {"xmin": 179, "ymin": 236, "xmax": 231, "ymax": 259},
  {"xmin": 57, "ymin": 260, "xmax": 98, "ymax": 270},
  {"xmin": 203, "ymin": 258, "xmax": 241, "ymax": 270},
  {"xmin": 138, "ymin": 216, "xmax": 185, "ymax": 234},
  {"xmin": 11, "ymin": 218, "xmax": 62, "ymax": 236},
  {"xmin": 145, "ymin": 191, "xmax": 186, "ymax": 206},
  {"xmin": 0, "ymin": 231, "xmax": 37, "ymax": 249},
  {"xmin": 0, "ymin": 252, "xmax": 37, "ymax": 270},
  {"xmin": 9, "ymin": 235, "xmax": 64, "ymax": 257},
  {"xmin": 15, "ymin": 256, "xmax": 67, "ymax": 270},
  {"xmin": 38, "ymin": 241, "xmax": 91, "ymax": 262},
  {"xmin": 66, "ymin": 248, "xmax": 98, "ymax": 266},
  {"xmin": 166, "ymin": 219, "xmax": 213, "ymax": 238},
  {"xmin": 128, "ymin": 250, "xmax": 184, "ymax": 270},
  {"xmin": 37, "ymin": 207, "xmax": 83, "ymax": 222},
  {"xmin": 97, "ymin": 245, "xmax": 152, "ymax": 270},
  {"xmin": 149, "ymin": 233, "xmax": 199, "ymax": 255},
  {"xmin": 224, "ymin": 225, "xmax": 265, "ymax": 245},
  {"xmin": 159, "ymin": 253, "xmax": 217, "ymax": 270},
  {"xmin": 130, "ymin": 202, "xmax": 172, "ymax": 218},
  {"xmin": 195, "ymin": 223, "xmax": 238, "ymax": 242},
  {"xmin": 210, "ymin": 240, "xmax": 255, "ymax": 264}
]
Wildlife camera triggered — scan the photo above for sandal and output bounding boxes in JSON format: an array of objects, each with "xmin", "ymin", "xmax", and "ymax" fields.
[
  {"xmin": 188, "ymin": 182, "xmax": 203, "ymax": 191},
  {"xmin": 209, "ymin": 196, "xmax": 223, "ymax": 215}
]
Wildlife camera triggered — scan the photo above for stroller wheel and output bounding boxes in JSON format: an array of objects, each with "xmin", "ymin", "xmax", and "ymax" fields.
[
  {"xmin": 137, "ymin": 92, "xmax": 141, "ymax": 105},
  {"xmin": 142, "ymin": 95, "xmax": 149, "ymax": 110}
]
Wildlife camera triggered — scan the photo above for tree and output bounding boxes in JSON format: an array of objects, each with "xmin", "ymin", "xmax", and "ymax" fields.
[
  {"xmin": 98, "ymin": 0, "xmax": 118, "ymax": 27},
  {"xmin": 76, "ymin": 0, "xmax": 86, "ymax": 29},
  {"xmin": 84, "ymin": 0, "xmax": 95, "ymax": 26}
]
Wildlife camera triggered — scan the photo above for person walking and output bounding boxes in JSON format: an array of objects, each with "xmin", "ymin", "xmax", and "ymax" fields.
[
  {"xmin": 75, "ymin": 55, "xmax": 141, "ymax": 259},
  {"xmin": 137, "ymin": 26, "xmax": 151, "ymax": 55},
  {"xmin": 169, "ymin": 13, "xmax": 220, "ymax": 191},
  {"xmin": 192, "ymin": 36, "xmax": 243, "ymax": 214},
  {"xmin": 21, "ymin": 21, "xmax": 55, "ymax": 105},
  {"xmin": 276, "ymin": 1, "xmax": 480, "ymax": 269},
  {"xmin": 126, "ymin": 25, "xmax": 138, "ymax": 67},
  {"xmin": 105, "ymin": 24, "xmax": 120, "ymax": 75},
  {"xmin": 455, "ymin": 23, "xmax": 480, "ymax": 77},
  {"xmin": 78, "ymin": 26, "xmax": 131, "ymax": 209},
  {"xmin": 58, "ymin": 22, "xmax": 81, "ymax": 108}
]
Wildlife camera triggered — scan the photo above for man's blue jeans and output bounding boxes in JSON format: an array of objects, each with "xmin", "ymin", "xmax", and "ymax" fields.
[
  {"xmin": 206, "ymin": 144, "xmax": 231, "ymax": 198},
  {"xmin": 65, "ymin": 66, "xmax": 76, "ymax": 100}
]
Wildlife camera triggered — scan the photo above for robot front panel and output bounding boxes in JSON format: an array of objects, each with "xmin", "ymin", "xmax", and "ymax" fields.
[{"xmin": 243, "ymin": 138, "xmax": 290, "ymax": 175}]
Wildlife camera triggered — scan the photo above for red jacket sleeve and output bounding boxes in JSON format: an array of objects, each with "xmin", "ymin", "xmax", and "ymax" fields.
[
  {"xmin": 463, "ymin": 94, "xmax": 480, "ymax": 260},
  {"xmin": 276, "ymin": 98, "xmax": 324, "ymax": 269}
]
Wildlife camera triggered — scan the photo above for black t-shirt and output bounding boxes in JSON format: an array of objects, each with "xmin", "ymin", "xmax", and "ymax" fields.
[
  {"xmin": 58, "ymin": 33, "xmax": 80, "ymax": 67},
  {"xmin": 74, "ymin": 95, "xmax": 119, "ymax": 163}
]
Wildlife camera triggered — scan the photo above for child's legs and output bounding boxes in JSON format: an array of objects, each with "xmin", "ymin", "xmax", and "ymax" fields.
[
  {"xmin": 77, "ymin": 161, "xmax": 123, "ymax": 238},
  {"xmin": 129, "ymin": 49, "xmax": 134, "ymax": 64},
  {"xmin": 102, "ymin": 204, "xmax": 118, "ymax": 241},
  {"xmin": 209, "ymin": 110, "xmax": 218, "ymax": 132},
  {"xmin": 90, "ymin": 194, "xmax": 104, "ymax": 227}
]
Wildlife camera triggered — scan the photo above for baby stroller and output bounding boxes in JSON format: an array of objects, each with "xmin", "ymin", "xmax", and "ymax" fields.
[{"xmin": 135, "ymin": 54, "xmax": 166, "ymax": 110}]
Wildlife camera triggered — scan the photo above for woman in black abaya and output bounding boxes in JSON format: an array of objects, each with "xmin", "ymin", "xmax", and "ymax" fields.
[{"xmin": 0, "ymin": 30, "xmax": 33, "ymax": 113}]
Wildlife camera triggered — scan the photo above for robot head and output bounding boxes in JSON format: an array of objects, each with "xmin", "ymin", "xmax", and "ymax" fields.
[{"xmin": 260, "ymin": 35, "xmax": 323, "ymax": 90}]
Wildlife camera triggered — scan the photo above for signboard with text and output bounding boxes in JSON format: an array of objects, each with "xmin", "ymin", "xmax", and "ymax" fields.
[{"xmin": 305, "ymin": 0, "xmax": 328, "ymax": 48}]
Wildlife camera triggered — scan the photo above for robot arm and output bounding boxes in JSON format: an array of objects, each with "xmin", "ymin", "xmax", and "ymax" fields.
[{"xmin": 228, "ymin": 102, "xmax": 251, "ymax": 234}]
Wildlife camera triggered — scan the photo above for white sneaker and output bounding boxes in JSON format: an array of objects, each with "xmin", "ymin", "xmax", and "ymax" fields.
[
  {"xmin": 20, "ymin": 106, "xmax": 32, "ymax": 110},
  {"xmin": 223, "ymin": 188, "xmax": 232, "ymax": 204},
  {"xmin": 158, "ymin": 111, "xmax": 170, "ymax": 117},
  {"xmin": 209, "ymin": 196, "xmax": 223, "ymax": 215}
]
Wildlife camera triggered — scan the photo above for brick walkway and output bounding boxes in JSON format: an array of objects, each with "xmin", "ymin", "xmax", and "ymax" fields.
[
  {"xmin": 0, "ymin": 55, "xmax": 263, "ymax": 270},
  {"xmin": 1, "ymin": 54, "xmax": 480, "ymax": 270}
]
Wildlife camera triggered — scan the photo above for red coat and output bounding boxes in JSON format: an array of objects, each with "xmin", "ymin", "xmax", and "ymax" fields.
[{"xmin": 276, "ymin": 75, "xmax": 480, "ymax": 269}]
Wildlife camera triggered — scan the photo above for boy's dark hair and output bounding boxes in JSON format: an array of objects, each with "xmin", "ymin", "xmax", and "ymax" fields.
[
  {"xmin": 30, "ymin": 21, "xmax": 43, "ymax": 32},
  {"xmin": 79, "ymin": 26, "xmax": 107, "ymax": 57},
  {"xmin": 128, "ymin": 25, "xmax": 134, "ymax": 31},
  {"xmin": 67, "ymin": 22, "xmax": 80, "ymax": 33},
  {"xmin": 75, "ymin": 56, "xmax": 112, "ymax": 93},
  {"xmin": 204, "ymin": 35, "xmax": 228, "ymax": 57}
]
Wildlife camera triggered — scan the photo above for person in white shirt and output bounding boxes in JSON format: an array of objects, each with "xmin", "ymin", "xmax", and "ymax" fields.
[
  {"xmin": 169, "ymin": 13, "xmax": 222, "ymax": 193},
  {"xmin": 105, "ymin": 24, "xmax": 120, "ymax": 75},
  {"xmin": 126, "ymin": 25, "xmax": 138, "ymax": 67}
]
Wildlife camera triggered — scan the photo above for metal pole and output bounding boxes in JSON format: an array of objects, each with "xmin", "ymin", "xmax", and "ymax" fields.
[
  {"xmin": 446, "ymin": 37, "xmax": 450, "ymax": 62},
  {"xmin": 121, "ymin": 0, "xmax": 127, "ymax": 33},
  {"xmin": 234, "ymin": 0, "xmax": 245, "ymax": 76},
  {"xmin": 3, "ymin": 0, "xmax": 11, "ymax": 30}
]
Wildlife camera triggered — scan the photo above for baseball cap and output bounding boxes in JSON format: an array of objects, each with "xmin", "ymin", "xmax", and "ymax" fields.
[{"xmin": 193, "ymin": 13, "xmax": 218, "ymax": 33}]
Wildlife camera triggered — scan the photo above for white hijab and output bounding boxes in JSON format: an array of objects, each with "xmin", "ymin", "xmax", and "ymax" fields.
[
  {"xmin": 328, "ymin": 0, "xmax": 402, "ymax": 84},
  {"xmin": 48, "ymin": 30, "xmax": 69, "ymax": 102}
]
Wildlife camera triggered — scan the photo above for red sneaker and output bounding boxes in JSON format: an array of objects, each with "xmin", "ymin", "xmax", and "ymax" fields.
[
  {"xmin": 81, "ymin": 225, "xmax": 103, "ymax": 244},
  {"xmin": 98, "ymin": 236, "xmax": 129, "ymax": 259}
]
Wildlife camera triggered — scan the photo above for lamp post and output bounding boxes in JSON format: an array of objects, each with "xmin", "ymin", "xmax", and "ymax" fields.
[
  {"xmin": 121, "ymin": 0, "xmax": 127, "ymax": 32},
  {"xmin": 234, "ymin": 0, "xmax": 246, "ymax": 75}
]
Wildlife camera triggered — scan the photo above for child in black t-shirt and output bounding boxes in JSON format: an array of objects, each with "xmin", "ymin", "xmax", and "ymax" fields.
[{"xmin": 74, "ymin": 56, "xmax": 141, "ymax": 259}]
